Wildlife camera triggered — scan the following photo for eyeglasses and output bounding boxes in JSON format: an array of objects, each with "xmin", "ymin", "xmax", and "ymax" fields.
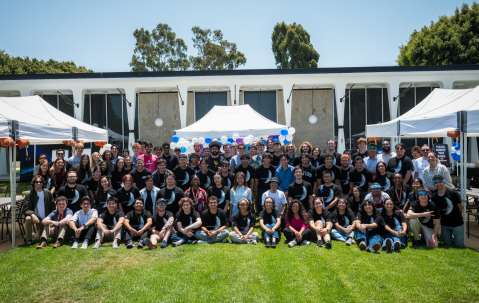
[
  {"xmin": 421, "ymin": 149, "xmax": 429, "ymax": 152},
  {"xmin": 34, "ymin": 181, "xmax": 43, "ymax": 184}
]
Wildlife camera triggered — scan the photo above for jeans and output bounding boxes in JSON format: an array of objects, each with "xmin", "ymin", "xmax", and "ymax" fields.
[
  {"xmin": 229, "ymin": 231, "xmax": 259, "ymax": 244},
  {"xmin": 441, "ymin": 224, "xmax": 464, "ymax": 248},
  {"xmin": 74, "ymin": 222, "xmax": 96, "ymax": 243},
  {"xmin": 194, "ymin": 229, "xmax": 229, "ymax": 243},
  {"xmin": 170, "ymin": 231, "xmax": 197, "ymax": 243},
  {"xmin": 330, "ymin": 228, "xmax": 353, "ymax": 242},
  {"xmin": 262, "ymin": 223, "xmax": 280, "ymax": 241},
  {"xmin": 382, "ymin": 221, "xmax": 407, "ymax": 248},
  {"xmin": 283, "ymin": 227, "xmax": 313, "ymax": 243},
  {"xmin": 355, "ymin": 230, "xmax": 383, "ymax": 251}
]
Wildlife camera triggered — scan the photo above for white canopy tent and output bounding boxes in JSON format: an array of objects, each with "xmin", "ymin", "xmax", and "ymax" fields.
[
  {"xmin": 175, "ymin": 105, "xmax": 289, "ymax": 139},
  {"xmin": 0, "ymin": 96, "xmax": 108, "ymax": 247}
]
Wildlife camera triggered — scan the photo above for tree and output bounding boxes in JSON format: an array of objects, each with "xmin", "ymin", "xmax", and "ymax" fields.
[
  {"xmin": 271, "ymin": 22, "xmax": 319, "ymax": 69},
  {"xmin": 130, "ymin": 23, "xmax": 189, "ymax": 72},
  {"xmin": 0, "ymin": 50, "xmax": 91, "ymax": 75},
  {"xmin": 398, "ymin": 3, "xmax": 479, "ymax": 66},
  {"xmin": 189, "ymin": 26, "xmax": 246, "ymax": 70}
]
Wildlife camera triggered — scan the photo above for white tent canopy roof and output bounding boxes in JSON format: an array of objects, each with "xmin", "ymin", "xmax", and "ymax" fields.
[
  {"xmin": 0, "ymin": 95, "xmax": 108, "ymax": 144},
  {"xmin": 175, "ymin": 105, "xmax": 288, "ymax": 139},
  {"xmin": 366, "ymin": 86, "xmax": 479, "ymax": 138}
]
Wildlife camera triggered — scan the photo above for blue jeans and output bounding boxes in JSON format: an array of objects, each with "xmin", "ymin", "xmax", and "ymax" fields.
[
  {"xmin": 441, "ymin": 224, "xmax": 464, "ymax": 247},
  {"xmin": 170, "ymin": 232, "xmax": 197, "ymax": 244},
  {"xmin": 331, "ymin": 228, "xmax": 353, "ymax": 242},
  {"xmin": 355, "ymin": 230, "xmax": 383, "ymax": 251},
  {"xmin": 382, "ymin": 221, "xmax": 407, "ymax": 248},
  {"xmin": 194, "ymin": 230, "xmax": 229, "ymax": 243},
  {"xmin": 262, "ymin": 223, "xmax": 280, "ymax": 241}
]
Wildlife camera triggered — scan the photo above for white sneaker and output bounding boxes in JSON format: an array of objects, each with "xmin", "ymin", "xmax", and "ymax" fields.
[
  {"xmin": 93, "ymin": 240, "xmax": 101, "ymax": 249},
  {"xmin": 172, "ymin": 239, "xmax": 185, "ymax": 247},
  {"xmin": 251, "ymin": 239, "xmax": 257, "ymax": 245},
  {"xmin": 81, "ymin": 241, "xmax": 88, "ymax": 249},
  {"xmin": 302, "ymin": 240, "xmax": 311, "ymax": 246},
  {"xmin": 197, "ymin": 240, "xmax": 208, "ymax": 244},
  {"xmin": 112, "ymin": 240, "xmax": 119, "ymax": 249},
  {"xmin": 345, "ymin": 238, "xmax": 353, "ymax": 246},
  {"xmin": 288, "ymin": 240, "xmax": 297, "ymax": 248},
  {"xmin": 71, "ymin": 241, "xmax": 79, "ymax": 249}
]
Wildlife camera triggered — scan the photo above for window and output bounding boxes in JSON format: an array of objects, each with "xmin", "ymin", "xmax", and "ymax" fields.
[
  {"xmin": 194, "ymin": 91, "xmax": 228, "ymax": 121},
  {"xmin": 244, "ymin": 90, "xmax": 277, "ymax": 122},
  {"xmin": 39, "ymin": 94, "xmax": 75, "ymax": 117}
]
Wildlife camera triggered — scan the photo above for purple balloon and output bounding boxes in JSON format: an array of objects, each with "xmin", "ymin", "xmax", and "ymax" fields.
[{"xmin": 235, "ymin": 137, "xmax": 244, "ymax": 144}]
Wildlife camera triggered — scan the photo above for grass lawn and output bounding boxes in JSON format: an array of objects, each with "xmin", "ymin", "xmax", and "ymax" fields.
[{"xmin": 0, "ymin": 242, "xmax": 478, "ymax": 303}]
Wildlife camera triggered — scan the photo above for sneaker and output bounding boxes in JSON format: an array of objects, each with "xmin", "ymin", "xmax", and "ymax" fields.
[
  {"xmin": 394, "ymin": 242, "xmax": 401, "ymax": 252},
  {"xmin": 52, "ymin": 241, "xmax": 62, "ymax": 249},
  {"xmin": 345, "ymin": 238, "xmax": 353, "ymax": 246},
  {"xmin": 325, "ymin": 241, "xmax": 332, "ymax": 249},
  {"xmin": 317, "ymin": 239, "xmax": 324, "ymax": 247},
  {"xmin": 71, "ymin": 241, "xmax": 79, "ymax": 249},
  {"xmin": 36, "ymin": 241, "xmax": 47, "ymax": 249},
  {"xmin": 160, "ymin": 241, "xmax": 168, "ymax": 249},
  {"xmin": 93, "ymin": 240, "xmax": 101, "ymax": 249},
  {"xmin": 81, "ymin": 241, "xmax": 88, "ymax": 249},
  {"xmin": 172, "ymin": 239, "xmax": 185, "ymax": 247},
  {"xmin": 251, "ymin": 239, "xmax": 257, "ymax": 245},
  {"xmin": 264, "ymin": 238, "xmax": 271, "ymax": 248},
  {"xmin": 302, "ymin": 240, "xmax": 311, "ymax": 246},
  {"xmin": 359, "ymin": 241, "xmax": 367, "ymax": 251},
  {"xmin": 197, "ymin": 240, "xmax": 208, "ymax": 244},
  {"xmin": 288, "ymin": 240, "xmax": 297, "ymax": 248},
  {"xmin": 385, "ymin": 239, "xmax": 393, "ymax": 253},
  {"xmin": 112, "ymin": 240, "xmax": 119, "ymax": 249},
  {"xmin": 126, "ymin": 241, "xmax": 133, "ymax": 249},
  {"xmin": 373, "ymin": 243, "xmax": 381, "ymax": 253},
  {"xmin": 137, "ymin": 241, "xmax": 144, "ymax": 249}
]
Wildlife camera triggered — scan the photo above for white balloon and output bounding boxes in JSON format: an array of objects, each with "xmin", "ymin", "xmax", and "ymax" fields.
[
  {"xmin": 286, "ymin": 134, "xmax": 293, "ymax": 141},
  {"xmin": 288, "ymin": 127, "xmax": 296, "ymax": 134},
  {"xmin": 221, "ymin": 135, "xmax": 228, "ymax": 143},
  {"xmin": 170, "ymin": 143, "xmax": 177, "ymax": 149},
  {"xmin": 154, "ymin": 118, "xmax": 164, "ymax": 127},
  {"xmin": 198, "ymin": 137, "xmax": 205, "ymax": 144},
  {"xmin": 279, "ymin": 135, "xmax": 286, "ymax": 142},
  {"xmin": 191, "ymin": 137, "xmax": 198, "ymax": 144},
  {"xmin": 232, "ymin": 133, "xmax": 240, "ymax": 140},
  {"xmin": 308, "ymin": 114, "xmax": 318, "ymax": 125}
]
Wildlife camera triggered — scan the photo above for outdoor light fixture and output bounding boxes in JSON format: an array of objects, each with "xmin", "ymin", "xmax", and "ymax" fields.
[
  {"xmin": 308, "ymin": 89, "xmax": 318, "ymax": 125},
  {"xmin": 117, "ymin": 88, "xmax": 132, "ymax": 107}
]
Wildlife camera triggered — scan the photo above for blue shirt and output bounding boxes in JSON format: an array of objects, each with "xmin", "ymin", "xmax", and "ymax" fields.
[{"xmin": 275, "ymin": 165, "xmax": 295, "ymax": 192}]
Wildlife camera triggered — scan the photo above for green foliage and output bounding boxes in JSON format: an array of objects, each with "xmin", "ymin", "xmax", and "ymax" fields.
[
  {"xmin": 272, "ymin": 22, "xmax": 319, "ymax": 69},
  {"xmin": 189, "ymin": 26, "xmax": 246, "ymax": 70},
  {"xmin": 398, "ymin": 3, "xmax": 479, "ymax": 66},
  {"xmin": 130, "ymin": 23, "xmax": 189, "ymax": 72},
  {"xmin": 0, "ymin": 50, "xmax": 91, "ymax": 75}
]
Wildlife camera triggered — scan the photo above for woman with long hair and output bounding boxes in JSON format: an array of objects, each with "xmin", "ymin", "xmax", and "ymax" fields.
[
  {"xmin": 259, "ymin": 197, "xmax": 281, "ymax": 248},
  {"xmin": 347, "ymin": 186, "xmax": 363, "ymax": 216},
  {"xmin": 229, "ymin": 198, "xmax": 258, "ymax": 244},
  {"xmin": 78, "ymin": 154, "xmax": 92, "ymax": 185},
  {"xmin": 308, "ymin": 197, "xmax": 332, "ymax": 249},
  {"xmin": 207, "ymin": 173, "xmax": 230, "ymax": 212},
  {"xmin": 404, "ymin": 178, "xmax": 424, "ymax": 213},
  {"xmin": 354, "ymin": 200, "xmax": 383, "ymax": 253},
  {"xmin": 111, "ymin": 158, "xmax": 127, "ymax": 190},
  {"xmin": 99, "ymin": 160, "xmax": 111, "ymax": 178},
  {"xmin": 116, "ymin": 174, "xmax": 140, "ymax": 214},
  {"xmin": 229, "ymin": 171, "xmax": 252, "ymax": 218},
  {"xmin": 94, "ymin": 176, "xmax": 117, "ymax": 210},
  {"xmin": 381, "ymin": 199, "xmax": 407, "ymax": 253},
  {"xmin": 36, "ymin": 159, "xmax": 55, "ymax": 194},
  {"xmin": 51, "ymin": 158, "xmax": 66, "ymax": 188},
  {"xmin": 283, "ymin": 199, "xmax": 313, "ymax": 247},
  {"xmin": 374, "ymin": 161, "xmax": 391, "ymax": 191},
  {"xmin": 330, "ymin": 198, "xmax": 355, "ymax": 245}
]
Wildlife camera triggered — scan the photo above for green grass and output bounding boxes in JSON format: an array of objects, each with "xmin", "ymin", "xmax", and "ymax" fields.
[{"xmin": 0, "ymin": 242, "xmax": 478, "ymax": 303}]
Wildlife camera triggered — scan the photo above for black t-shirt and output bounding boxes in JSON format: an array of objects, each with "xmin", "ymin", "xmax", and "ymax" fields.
[
  {"xmin": 176, "ymin": 211, "xmax": 200, "ymax": 230},
  {"xmin": 220, "ymin": 173, "xmax": 234, "ymax": 189},
  {"xmin": 375, "ymin": 173, "xmax": 392, "ymax": 192},
  {"xmin": 207, "ymin": 155, "xmax": 224, "ymax": 172},
  {"xmin": 315, "ymin": 184, "xmax": 340, "ymax": 208},
  {"xmin": 272, "ymin": 153, "xmax": 283, "ymax": 167},
  {"xmin": 152, "ymin": 170, "xmax": 172, "ymax": 190},
  {"xmin": 317, "ymin": 164, "xmax": 341, "ymax": 184},
  {"xmin": 56, "ymin": 184, "xmax": 89, "ymax": 212},
  {"xmin": 200, "ymin": 209, "xmax": 227, "ymax": 230},
  {"xmin": 99, "ymin": 210, "xmax": 124, "ymax": 228},
  {"xmin": 85, "ymin": 178, "xmax": 100, "ymax": 193},
  {"xmin": 352, "ymin": 150, "xmax": 368, "ymax": 160},
  {"xmin": 432, "ymin": 190, "xmax": 464, "ymax": 227},
  {"xmin": 116, "ymin": 187, "xmax": 141, "ymax": 215},
  {"xmin": 381, "ymin": 210, "xmax": 405, "ymax": 231},
  {"xmin": 357, "ymin": 212, "xmax": 383, "ymax": 237},
  {"xmin": 207, "ymin": 185, "xmax": 230, "ymax": 209},
  {"xmin": 162, "ymin": 154, "xmax": 179, "ymax": 171},
  {"xmin": 338, "ymin": 166, "xmax": 352, "ymax": 194},
  {"xmin": 234, "ymin": 165, "xmax": 255, "ymax": 185},
  {"xmin": 255, "ymin": 165, "xmax": 276, "ymax": 194},
  {"xmin": 94, "ymin": 188, "xmax": 117, "ymax": 210},
  {"xmin": 311, "ymin": 157, "xmax": 323, "ymax": 170},
  {"xmin": 300, "ymin": 165, "xmax": 316, "ymax": 185},
  {"xmin": 158, "ymin": 187, "xmax": 184, "ymax": 215},
  {"xmin": 410, "ymin": 199, "xmax": 439, "ymax": 229},
  {"xmin": 330, "ymin": 209, "xmax": 355, "ymax": 227},
  {"xmin": 232, "ymin": 212, "xmax": 256, "ymax": 233},
  {"xmin": 197, "ymin": 169, "xmax": 214, "ymax": 189},
  {"xmin": 173, "ymin": 166, "xmax": 195, "ymax": 191},
  {"xmin": 153, "ymin": 211, "xmax": 174, "ymax": 230},
  {"xmin": 387, "ymin": 156, "xmax": 414, "ymax": 180},
  {"xmin": 349, "ymin": 168, "xmax": 372, "ymax": 192},
  {"xmin": 111, "ymin": 169, "xmax": 127, "ymax": 190},
  {"xmin": 287, "ymin": 181, "xmax": 313, "ymax": 210},
  {"xmin": 308, "ymin": 209, "xmax": 331, "ymax": 223},
  {"xmin": 347, "ymin": 196, "xmax": 362, "ymax": 216},
  {"xmin": 125, "ymin": 210, "xmax": 152, "ymax": 229},
  {"xmin": 386, "ymin": 185, "xmax": 410, "ymax": 209},
  {"xmin": 260, "ymin": 209, "xmax": 280, "ymax": 225},
  {"xmin": 131, "ymin": 168, "xmax": 150, "ymax": 190}
]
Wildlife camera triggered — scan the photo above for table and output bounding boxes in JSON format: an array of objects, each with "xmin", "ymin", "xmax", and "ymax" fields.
[{"xmin": 466, "ymin": 188, "xmax": 479, "ymax": 238}]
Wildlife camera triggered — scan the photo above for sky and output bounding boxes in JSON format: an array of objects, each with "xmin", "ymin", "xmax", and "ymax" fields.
[{"xmin": 0, "ymin": 0, "xmax": 475, "ymax": 72}]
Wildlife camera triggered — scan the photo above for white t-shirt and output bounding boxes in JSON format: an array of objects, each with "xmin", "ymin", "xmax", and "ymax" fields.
[
  {"xmin": 413, "ymin": 157, "xmax": 429, "ymax": 181},
  {"xmin": 35, "ymin": 190, "xmax": 46, "ymax": 219},
  {"xmin": 261, "ymin": 189, "xmax": 287, "ymax": 212}
]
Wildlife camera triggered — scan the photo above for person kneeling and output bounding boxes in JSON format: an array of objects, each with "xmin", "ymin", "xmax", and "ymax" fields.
[
  {"xmin": 230, "ymin": 198, "xmax": 258, "ymax": 244},
  {"xmin": 308, "ymin": 197, "xmax": 332, "ymax": 249},
  {"xmin": 148, "ymin": 199, "xmax": 174, "ymax": 249},
  {"xmin": 406, "ymin": 188, "xmax": 440, "ymax": 248},
  {"xmin": 195, "ymin": 196, "xmax": 229, "ymax": 243},
  {"xmin": 259, "ymin": 197, "xmax": 281, "ymax": 248},
  {"xmin": 94, "ymin": 196, "xmax": 124, "ymax": 249},
  {"xmin": 69, "ymin": 196, "xmax": 98, "ymax": 249},
  {"xmin": 39, "ymin": 196, "xmax": 73, "ymax": 248},
  {"xmin": 123, "ymin": 198, "xmax": 153, "ymax": 249},
  {"xmin": 283, "ymin": 199, "xmax": 313, "ymax": 247}
]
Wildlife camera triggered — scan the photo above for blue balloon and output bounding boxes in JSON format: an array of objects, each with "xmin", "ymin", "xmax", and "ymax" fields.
[
  {"xmin": 280, "ymin": 128, "xmax": 288, "ymax": 136},
  {"xmin": 283, "ymin": 139, "xmax": 290, "ymax": 145},
  {"xmin": 272, "ymin": 136, "xmax": 279, "ymax": 143},
  {"xmin": 227, "ymin": 137, "xmax": 234, "ymax": 144},
  {"xmin": 205, "ymin": 137, "xmax": 212, "ymax": 144},
  {"xmin": 171, "ymin": 135, "xmax": 180, "ymax": 143},
  {"xmin": 180, "ymin": 146, "xmax": 187, "ymax": 153},
  {"xmin": 451, "ymin": 152, "xmax": 460, "ymax": 161},
  {"xmin": 454, "ymin": 143, "xmax": 461, "ymax": 151}
]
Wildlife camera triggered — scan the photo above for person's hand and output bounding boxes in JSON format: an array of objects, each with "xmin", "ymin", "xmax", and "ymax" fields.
[
  {"xmin": 103, "ymin": 229, "xmax": 111, "ymax": 236},
  {"xmin": 131, "ymin": 229, "xmax": 138, "ymax": 237},
  {"xmin": 158, "ymin": 230, "xmax": 165, "ymax": 239},
  {"xmin": 319, "ymin": 228, "xmax": 328, "ymax": 237},
  {"xmin": 345, "ymin": 226, "xmax": 353, "ymax": 234},
  {"xmin": 137, "ymin": 230, "xmax": 144, "ymax": 236},
  {"xmin": 239, "ymin": 234, "xmax": 245, "ymax": 240},
  {"xmin": 185, "ymin": 230, "xmax": 194, "ymax": 237},
  {"xmin": 423, "ymin": 211, "xmax": 433, "ymax": 218},
  {"xmin": 359, "ymin": 224, "xmax": 366, "ymax": 232},
  {"xmin": 294, "ymin": 231, "xmax": 301, "ymax": 241},
  {"xmin": 211, "ymin": 230, "xmax": 218, "ymax": 237},
  {"xmin": 75, "ymin": 227, "xmax": 82, "ymax": 237}
]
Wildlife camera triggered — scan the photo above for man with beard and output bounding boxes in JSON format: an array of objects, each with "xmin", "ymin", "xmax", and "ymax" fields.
[
  {"xmin": 234, "ymin": 154, "xmax": 255, "ymax": 188},
  {"xmin": 315, "ymin": 171, "xmax": 340, "ymax": 211},
  {"xmin": 287, "ymin": 167, "xmax": 313, "ymax": 211},
  {"xmin": 219, "ymin": 160, "xmax": 234, "ymax": 189},
  {"xmin": 322, "ymin": 140, "xmax": 341, "ymax": 165},
  {"xmin": 189, "ymin": 153, "xmax": 201, "ymax": 174},
  {"xmin": 387, "ymin": 143, "xmax": 414, "ymax": 186},
  {"xmin": 317, "ymin": 153, "xmax": 341, "ymax": 187},
  {"xmin": 152, "ymin": 159, "xmax": 173, "ymax": 189},
  {"xmin": 130, "ymin": 158, "xmax": 150, "ymax": 190},
  {"xmin": 271, "ymin": 142, "xmax": 283, "ymax": 167},
  {"xmin": 56, "ymin": 170, "xmax": 88, "ymax": 213},
  {"xmin": 197, "ymin": 159, "xmax": 215, "ymax": 190},
  {"xmin": 123, "ymin": 199, "xmax": 153, "ymax": 249},
  {"xmin": 254, "ymin": 153, "xmax": 276, "ymax": 213},
  {"xmin": 222, "ymin": 144, "xmax": 234, "ymax": 162},
  {"xmin": 378, "ymin": 140, "xmax": 396, "ymax": 165},
  {"xmin": 207, "ymin": 141, "xmax": 224, "ymax": 172},
  {"xmin": 158, "ymin": 174, "xmax": 184, "ymax": 215},
  {"xmin": 161, "ymin": 142, "xmax": 178, "ymax": 171},
  {"xmin": 138, "ymin": 142, "xmax": 157, "ymax": 174},
  {"xmin": 139, "ymin": 175, "xmax": 161, "ymax": 214},
  {"xmin": 349, "ymin": 156, "xmax": 372, "ymax": 193},
  {"xmin": 173, "ymin": 154, "xmax": 195, "ymax": 191},
  {"xmin": 338, "ymin": 154, "xmax": 353, "ymax": 196}
]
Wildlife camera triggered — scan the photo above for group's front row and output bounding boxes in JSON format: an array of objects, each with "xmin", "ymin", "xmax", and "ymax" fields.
[{"xmin": 28, "ymin": 189, "xmax": 452, "ymax": 253}]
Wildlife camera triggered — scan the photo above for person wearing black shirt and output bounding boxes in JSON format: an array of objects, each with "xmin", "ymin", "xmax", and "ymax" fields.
[
  {"xmin": 386, "ymin": 173, "xmax": 410, "ymax": 209},
  {"xmin": 254, "ymin": 153, "xmax": 276, "ymax": 213},
  {"xmin": 94, "ymin": 197, "xmax": 124, "ymax": 249},
  {"xmin": 431, "ymin": 175, "xmax": 464, "ymax": 247},
  {"xmin": 94, "ymin": 176, "xmax": 117, "ymax": 211},
  {"xmin": 299, "ymin": 154, "xmax": 316, "ymax": 187},
  {"xmin": 206, "ymin": 141, "xmax": 223, "ymax": 172},
  {"xmin": 171, "ymin": 197, "xmax": 202, "ymax": 246},
  {"xmin": 352, "ymin": 137, "xmax": 368, "ymax": 160},
  {"xmin": 219, "ymin": 160, "xmax": 234, "ymax": 188},
  {"xmin": 271, "ymin": 142, "xmax": 283, "ymax": 167},
  {"xmin": 381, "ymin": 199, "xmax": 407, "ymax": 253},
  {"xmin": 110, "ymin": 158, "xmax": 127, "ymax": 190},
  {"xmin": 161, "ymin": 143, "xmax": 179, "ymax": 171},
  {"xmin": 116, "ymin": 174, "xmax": 140, "ymax": 215},
  {"xmin": 375, "ymin": 161, "xmax": 392, "ymax": 192},
  {"xmin": 259, "ymin": 197, "xmax": 282, "ymax": 248},
  {"xmin": 330, "ymin": 198, "xmax": 355, "ymax": 245},
  {"xmin": 130, "ymin": 158, "xmax": 150, "ymax": 190},
  {"xmin": 197, "ymin": 159, "xmax": 214, "ymax": 190},
  {"xmin": 406, "ymin": 189, "xmax": 440, "ymax": 248},
  {"xmin": 317, "ymin": 154, "xmax": 341, "ymax": 186},
  {"xmin": 195, "ymin": 196, "xmax": 229, "ymax": 243},
  {"xmin": 173, "ymin": 154, "xmax": 195, "ymax": 191},
  {"xmin": 123, "ymin": 199, "xmax": 153, "ymax": 249},
  {"xmin": 229, "ymin": 199, "xmax": 258, "ymax": 244},
  {"xmin": 308, "ymin": 197, "xmax": 332, "ymax": 248},
  {"xmin": 56, "ymin": 170, "xmax": 89, "ymax": 213},
  {"xmin": 347, "ymin": 186, "xmax": 363, "ymax": 216},
  {"xmin": 287, "ymin": 167, "xmax": 313, "ymax": 210},
  {"xmin": 158, "ymin": 174, "xmax": 184, "ymax": 215},
  {"xmin": 86, "ymin": 167, "xmax": 101, "ymax": 197},
  {"xmin": 354, "ymin": 200, "xmax": 383, "ymax": 253},
  {"xmin": 349, "ymin": 155, "xmax": 372, "ymax": 193},
  {"xmin": 147, "ymin": 199, "xmax": 174, "ymax": 249},
  {"xmin": 338, "ymin": 154, "xmax": 353, "ymax": 195},
  {"xmin": 152, "ymin": 159, "xmax": 172, "ymax": 190},
  {"xmin": 234, "ymin": 154, "xmax": 255, "ymax": 188},
  {"xmin": 207, "ymin": 174, "xmax": 230, "ymax": 211},
  {"xmin": 387, "ymin": 143, "xmax": 414, "ymax": 185},
  {"xmin": 315, "ymin": 170, "xmax": 340, "ymax": 211}
]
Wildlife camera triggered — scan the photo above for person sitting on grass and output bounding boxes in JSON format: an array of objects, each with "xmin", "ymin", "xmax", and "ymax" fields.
[
  {"xmin": 381, "ymin": 199, "xmax": 407, "ymax": 253},
  {"xmin": 195, "ymin": 196, "xmax": 229, "ymax": 244},
  {"xmin": 284, "ymin": 199, "xmax": 313, "ymax": 247},
  {"xmin": 229, "ymin": 198, "xmax": 258, "ymax": 244},
  {"xmin": 94, "ymin": 196, "xmax": 124, "ymax": 249},
  {"xmin": 259, "ymin": 197, "xmax": 281, "ymax": 248},
  {"xmin": 407, "ymin": 188, "xmax": 440, "ymax": 248},
  {"xmin": 330, "ymin": 198, "xmax": 355, "ymax": 245},
  {"xmin": 147, "ymin": 199, "xmax": 174, "ymax": 249},
  {"xmin": 171, "ymin": 197, "xmax": 202, "ymax": 246},
  {"xmin": 308, "ymin": 197, "xmax": 332, "ymax": 249},
  {"xmin": 354, "ymin": 200, "xmax": 383, "ymax": 253},
  {"xmin": 24, "ymin": 175, "xmax": 55, "ymax": 247},
  {"xmin": 123, "ymin": 198, "xmax": 153, "ymax": 249},
  {"xmin": 68, "ymin": 196, "xmax": 98, "ymax": 249},
  {"xmin": 39, "ymin": 196, "xmax": 73, "ymax": 249}
]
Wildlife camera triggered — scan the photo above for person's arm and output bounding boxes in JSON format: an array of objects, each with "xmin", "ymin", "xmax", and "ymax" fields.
[
  {"xmin": 384, "ymin": 224, "xmax": 397, "ymax": 235},
  {"xmin": 245, "ymin": 226, "xmax": 254, "ymax": 237},
  {"xmin": 163, "ymin": 216, "xmax": 175, "ymax": 231},
  {"xmin": 112, "ymin": 217, "xmax": 125, "ymax": 233},
  {"xmin": 334, "ymin": 222, "xmax": 348, "ymax": 233},
  {"xmin": 308, "ymin": 219, "xmax": 319, "ymax": 232},
  {"xmin": 406, "ymin": 209, "xmax": 433, "ymax": 219},
  {"xmin": 84, "ymin": 211, "xmax": 98, "ymax": 228},
  {"xmin": 138, "ymin": 217, "xmax": 153, "ymax": 235},
  {"xmin": 186, "ymin": 217, "xmax": 202, "ymax": 231},
  {"xmin": 272, "ymin": 216, "xmax": 281, "ymax": 231},
  {"xmin": 325, "ymin": 197, "xmax": 338, "ymax": 210},
  {"xmin": 259, "ymin": 218, "xmax": 267, "ymax": 231},
  {"xmin": 96, "ymin": 218, "xmax": 107, "ymax": 233},
  {"xmin": 123, "ymin": 218, "xmax": 136, "ymax": 234}
]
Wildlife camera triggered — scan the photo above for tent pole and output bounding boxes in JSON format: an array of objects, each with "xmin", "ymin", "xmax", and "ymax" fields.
[
  {"xmin": 459, "ymin": 132, "xmax": 465, "ymax": 202},
  {"xmin": 10, "ymin": 145, "xmax": 16, "ymax": 248}
]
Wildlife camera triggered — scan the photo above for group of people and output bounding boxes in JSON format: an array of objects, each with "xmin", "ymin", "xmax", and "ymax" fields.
[{"xmin": 23, "ymin": 136, "xmax": 465, "ymax": 252}]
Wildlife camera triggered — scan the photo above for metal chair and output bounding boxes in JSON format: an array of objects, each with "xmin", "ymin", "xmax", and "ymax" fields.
[
  {"xmin": 1, "ymin": 198, "xmax": 27, "ymax": 243},
  {"xmin": 466, "ymin": 193, "xmax": 479, "ymax": 238}
]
